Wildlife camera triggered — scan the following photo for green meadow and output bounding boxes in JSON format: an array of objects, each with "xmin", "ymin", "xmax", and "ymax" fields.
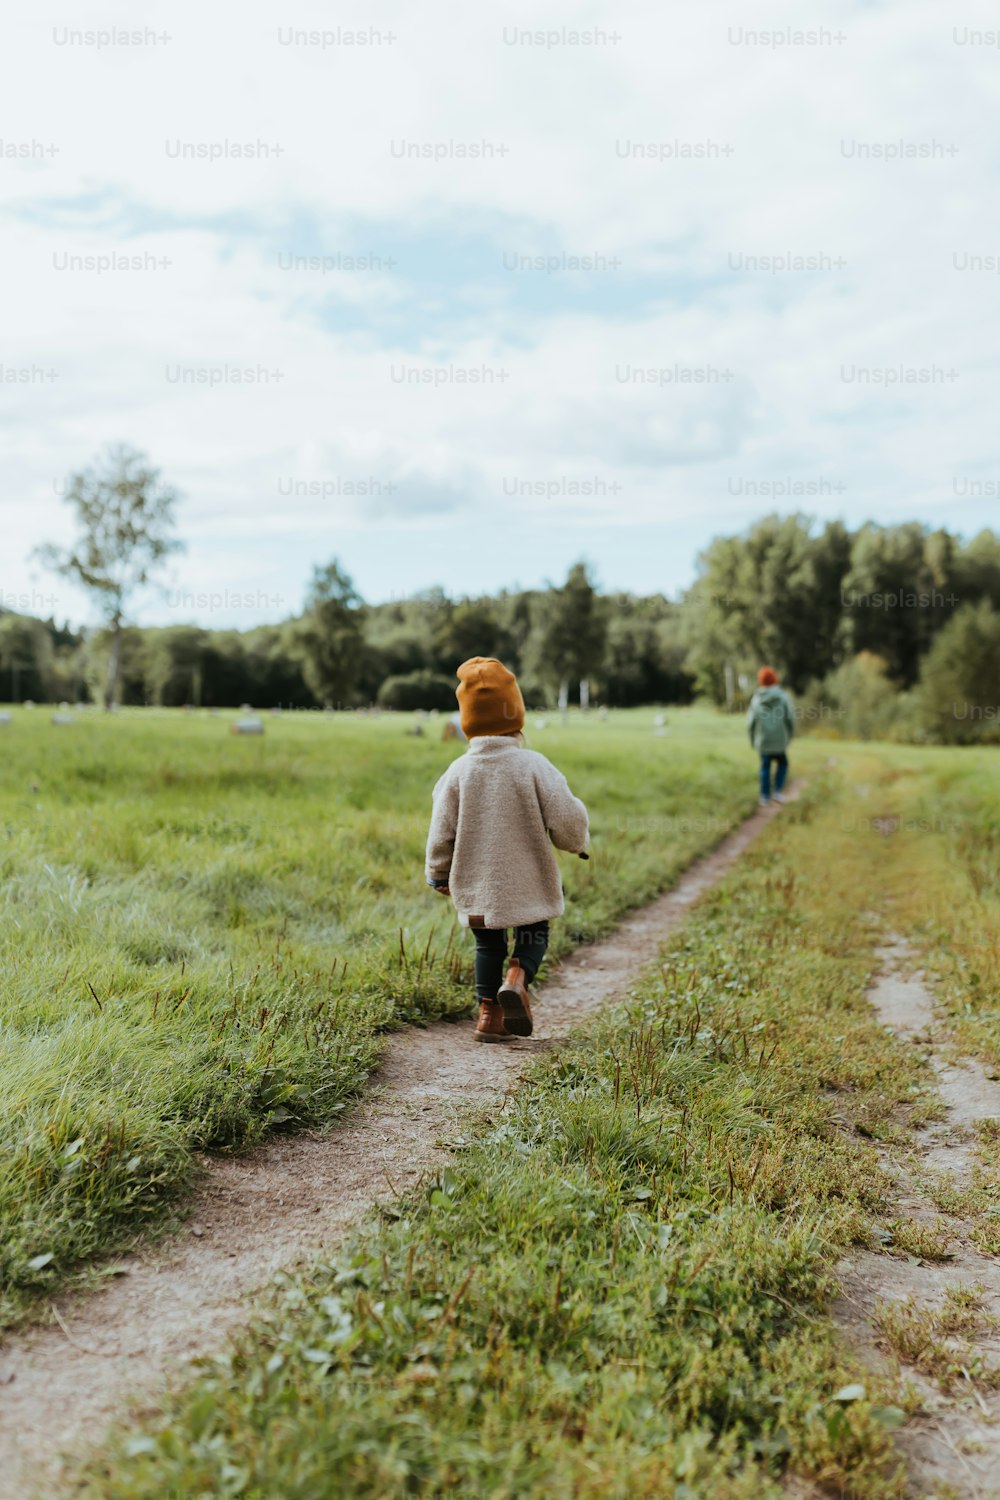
[
  {"xmin": 0, "ymin": 704, "xmax": 770, "ymax": 1325},
  {"xmin": 84, "ymin": 747, "xmax": 1000, "ymax": 1500},
  {"xmin": 6, "ymin": 703, "xmax": 1000, "ymax": 1494}
]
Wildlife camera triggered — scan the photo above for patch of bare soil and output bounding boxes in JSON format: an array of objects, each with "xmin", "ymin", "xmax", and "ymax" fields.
[
  {"xmin": 828, "ymin": 939, "xmax": 1000, "ymax": 1500},
  {"xmin": 0, "ymin": 797, "xmax": 786, "ymax": 1500}
]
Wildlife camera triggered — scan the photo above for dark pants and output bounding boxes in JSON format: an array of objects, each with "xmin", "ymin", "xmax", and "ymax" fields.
[
  {"xmin": 473, "ymin": 921, "xmax": 549, "ymax": 1001},
  {"xmin": 760, "ymin": 753, "xmax": 789, "ymax": 801}
]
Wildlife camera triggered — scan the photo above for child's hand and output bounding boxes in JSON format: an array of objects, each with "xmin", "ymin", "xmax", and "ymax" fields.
[{"xmin": 434, "ymin": 882, "xmax": 450, "ymax": 896}]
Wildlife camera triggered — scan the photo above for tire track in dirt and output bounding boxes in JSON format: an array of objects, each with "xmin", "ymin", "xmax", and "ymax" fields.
[
  {"xmin": 0, "ymin": 797, "xmax": 788, "ymax": 1500},
  {"xmin": 828, "ymin": 938, "xmax": 1000, "ymax": 1500}
]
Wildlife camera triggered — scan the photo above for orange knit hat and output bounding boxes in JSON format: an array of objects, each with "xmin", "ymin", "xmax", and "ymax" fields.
[
  {"xmin": 758, "ymin": 666, "xmax": 779, "ymax": 686},
  {"xmin": 456, "ymin": 657, "xmax": 525, "ymax": 737}
]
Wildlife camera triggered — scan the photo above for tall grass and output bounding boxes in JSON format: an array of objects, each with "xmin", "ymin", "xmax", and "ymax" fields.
[{"xmin": 0, "ymin": 705, "xmax": 773, "ymax": 1323}]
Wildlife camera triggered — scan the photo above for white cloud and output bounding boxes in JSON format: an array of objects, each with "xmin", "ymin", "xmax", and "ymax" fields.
[{"xmin": 1, "ymin": 0, "xmax": 998, "ymax": 624}]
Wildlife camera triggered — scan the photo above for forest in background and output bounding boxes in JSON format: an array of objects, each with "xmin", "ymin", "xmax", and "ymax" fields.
[{"xmin": 4, "ymin": 514, "xmax": 1000, "ymax": 744}]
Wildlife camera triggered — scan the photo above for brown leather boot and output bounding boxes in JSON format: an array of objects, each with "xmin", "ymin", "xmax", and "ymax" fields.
[
  {"xmin": 498, "ymin": 963, "xmax": 534, "ymax": 1036},
  {"xmin": 474, "ymin": 999, "xmax": 511, "ymax": 1043}
]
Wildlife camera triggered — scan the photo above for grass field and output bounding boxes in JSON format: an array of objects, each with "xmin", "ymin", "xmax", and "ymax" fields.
[
  {"xmin": 0, "ymin": 704, "xmax": 778, "ymax": 1325},
  {"xmin": 79, "ymin": 763, "xmax": 943, "ymax": 1500},
  {"xmin": 6, "ymin": 704, "xmax": 1000, "ymax": 1493}
]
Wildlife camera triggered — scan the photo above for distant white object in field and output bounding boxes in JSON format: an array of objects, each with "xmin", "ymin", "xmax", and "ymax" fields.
[
  {"xmin": 533, "ymin": 718, "xmax": 547, "ymax": 730},
  {"xmin": 598, "ymin": 707, "xmax": 609, "ymax": 721},
  {"xmin": 271, "ymin": 706, "xmax": 282, "ymax": 716},
  {"xmin": 653, "ymin": 713, "xmax": 667, "ymax": 728},
  {"xmin": 240, "ymin": 702, "xmax": 253, "ymax": 712},
  {"xmin": 0, "ymin": 712, "xmax": 11, "ymax": 725},
  {"xmin": 23, "ymin": 699, "xmax": 35, "ymax": 709},
  {"xmin": 51, "ymin": 713, "xmax": 75, "ymax": 726},
  {"xmin": 231, "ymin": 716, "xmax": 264, "ymax": 735}
]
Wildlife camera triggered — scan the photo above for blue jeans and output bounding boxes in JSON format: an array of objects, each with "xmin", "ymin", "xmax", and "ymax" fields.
[{"xmin": 760, "ymin": 753, "xmax": 788, "ymax": 801}]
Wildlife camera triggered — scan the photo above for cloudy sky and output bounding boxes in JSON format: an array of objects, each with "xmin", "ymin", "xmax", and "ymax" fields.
[{"xmin": 3, "ymin": 0, "xmax": 999, "ymax": 629}]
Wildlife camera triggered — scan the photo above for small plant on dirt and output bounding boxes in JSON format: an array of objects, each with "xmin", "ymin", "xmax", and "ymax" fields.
[
  {"xmin": 884, "ymin": 1216, "xmax": 954, "ymax": 1262},
  {"xmin": 874, "ymin": 1286, "xmax": 1000, "ymax": 1394},
  {"xmin": 924, "ymin": 1159, "xmax": 1000, "ymax": 1256}
]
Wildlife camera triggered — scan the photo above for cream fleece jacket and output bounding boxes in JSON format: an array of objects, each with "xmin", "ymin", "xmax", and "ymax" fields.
[{"xmin": 425, "ymin": 736, "xmax": 590, "ymax": 929}]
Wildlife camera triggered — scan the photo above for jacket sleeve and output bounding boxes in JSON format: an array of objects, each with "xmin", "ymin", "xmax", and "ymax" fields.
[
  {"xmin": 536, "ymin": 758, "xmax": 590, "ymax": 854},
  {"xmin": 746, "ymin": 698, "xmax": 757, "ymax": 744},
  {"xmin": 783, "ymin": 693, "xmax": 796, "ymax": 742},
  {"xmin": 425, "ymin": 771, "xmax": 459, "ymax": 885}
]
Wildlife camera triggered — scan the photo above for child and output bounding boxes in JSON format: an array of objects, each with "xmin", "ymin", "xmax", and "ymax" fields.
[
  {"xmin": 425, "ymin": 657, "xmax": 590, "ymax": 1043},
  {"xmin": 746, "ymin": 665, "xmax": 795, "ymax": 806}
]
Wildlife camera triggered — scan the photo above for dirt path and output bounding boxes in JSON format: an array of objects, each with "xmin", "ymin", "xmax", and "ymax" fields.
[
  {"xmin": 829, "ymin": 938, "xmax": 1000, "ymax": 1500},
  {"xmin": 0, "ymin": 798, "xmax": 785, "ymax": 1500}
]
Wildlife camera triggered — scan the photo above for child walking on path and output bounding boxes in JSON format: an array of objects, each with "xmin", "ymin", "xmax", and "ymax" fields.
[
  {"xmin": 425, "ymin": 657, "xmax": 590, "ymax": 1043},
  {"xmin": 747, "ymin": 665, "xmax": 795, "ymax": 806}
]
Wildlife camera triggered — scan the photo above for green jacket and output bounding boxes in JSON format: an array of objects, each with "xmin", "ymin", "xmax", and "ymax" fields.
[{"xmin": 747, "ymin": 685, "xmax": 795, "ymax": 754}]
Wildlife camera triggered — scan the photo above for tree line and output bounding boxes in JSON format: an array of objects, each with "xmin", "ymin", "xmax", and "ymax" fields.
[
  {"xmin": 0, "ymin": 561, "xmax": 694, "ymax": 715},
  {"xmin": 4, "ymin": 447, "xmax": 1000, "ymax": 743}
]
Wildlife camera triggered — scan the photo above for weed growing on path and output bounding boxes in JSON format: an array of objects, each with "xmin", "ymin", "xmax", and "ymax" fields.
[{"xmin": 874, "ymin": 1286, "xmax": 1000, "ymax": 1394}]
